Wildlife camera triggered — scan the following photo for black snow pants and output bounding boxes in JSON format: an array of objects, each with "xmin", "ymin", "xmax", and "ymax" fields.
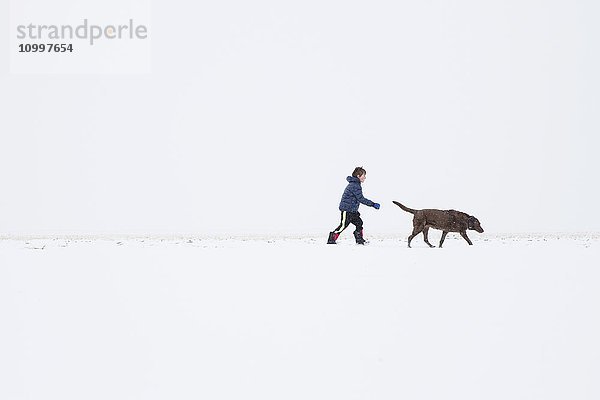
[{"xmin": 332, "ymin": 211, "xmax": 363, "ymax": 236}]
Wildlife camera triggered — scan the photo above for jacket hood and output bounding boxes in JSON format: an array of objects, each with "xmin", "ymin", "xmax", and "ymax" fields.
[{"xmin": 347, "ymin": 176, "xmax": 360, "ymax": 183}]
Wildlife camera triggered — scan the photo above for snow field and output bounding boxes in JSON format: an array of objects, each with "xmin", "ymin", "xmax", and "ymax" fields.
[{"xmin": 1, "ymin": 234, "xmax": 599, "ymax": 400}]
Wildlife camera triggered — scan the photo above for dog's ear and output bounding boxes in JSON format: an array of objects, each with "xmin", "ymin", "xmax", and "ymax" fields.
[{"xmin": 467, "ymin": 216, "xmax": 475, "ymax": 229}]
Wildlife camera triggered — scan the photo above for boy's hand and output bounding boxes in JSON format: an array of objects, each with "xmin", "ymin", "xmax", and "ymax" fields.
[{"xmin": 374, "ymin": 203, "xmax": 380, "ymax": 209}]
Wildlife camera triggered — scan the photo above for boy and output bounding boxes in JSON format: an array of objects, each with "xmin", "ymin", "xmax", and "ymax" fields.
[{"xmin": 328, "ymin": 167, "xmax": 380, "ymax": 245}]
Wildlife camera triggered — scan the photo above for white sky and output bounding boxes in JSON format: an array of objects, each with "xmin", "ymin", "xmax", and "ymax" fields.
[{"xmin": 1, "ymin": 0, "xmax": 599, "ymax": 235}]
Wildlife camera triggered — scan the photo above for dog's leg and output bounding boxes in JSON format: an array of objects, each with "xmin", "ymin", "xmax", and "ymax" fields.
[
  {"xmin": 460, "ymin": 231, "xmax": 473, "ymax": 245},
  {"xmin": 407, "ymin": 225, "xmax": 424, "ymax": 248},
  {"xmin": 423, "ymin": 227, "xmax": 435, "ymax": 248},
  {"xmin": 439, "ymin": 231, "xmax": 448, "ymax": 248}
]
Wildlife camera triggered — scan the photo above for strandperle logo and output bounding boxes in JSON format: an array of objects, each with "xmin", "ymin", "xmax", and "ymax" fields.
[{"xmin": 16, "ymin": 19, "xmax": 149, "ymax": 45}]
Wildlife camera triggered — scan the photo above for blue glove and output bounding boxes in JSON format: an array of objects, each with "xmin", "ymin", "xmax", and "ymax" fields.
[{"xmin": 374, "ymin": 203, "xmax": 380, "ymax": 209}]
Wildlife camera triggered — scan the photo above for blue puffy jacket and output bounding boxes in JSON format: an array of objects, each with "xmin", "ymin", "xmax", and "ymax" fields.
[{"xmin": 339, "ymin": 176, "xmax": 376, "ymax": 212}]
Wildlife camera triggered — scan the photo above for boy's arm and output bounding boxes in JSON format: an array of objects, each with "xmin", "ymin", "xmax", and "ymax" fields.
[{"xmin": 352, "ymin": 185, "xmax": 376, "ymax": 207}]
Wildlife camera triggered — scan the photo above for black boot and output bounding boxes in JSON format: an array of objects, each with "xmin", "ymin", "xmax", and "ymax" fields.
[
  {"xmin": 327, "ymin": 232, "xmax": 339, "ymax": 244},
  {"xmin": 354, "ymin": 230, "xmax": 366, "ymax": 245}
]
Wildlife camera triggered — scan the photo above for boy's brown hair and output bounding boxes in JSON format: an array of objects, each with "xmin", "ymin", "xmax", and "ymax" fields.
[{"xmin": 352, "ymin": 166, "xmax": 366, "ymax": 178}]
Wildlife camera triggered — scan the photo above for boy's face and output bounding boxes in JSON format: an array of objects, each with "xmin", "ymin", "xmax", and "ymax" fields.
[{"xmin": 358, "ymin": 173, "xmax": 366, "ymax": 183}]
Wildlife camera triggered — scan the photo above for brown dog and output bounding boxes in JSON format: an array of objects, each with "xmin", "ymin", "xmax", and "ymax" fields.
[{"xmin": 393, "ymin": 201, "xmax": 484, "ymax": 248}]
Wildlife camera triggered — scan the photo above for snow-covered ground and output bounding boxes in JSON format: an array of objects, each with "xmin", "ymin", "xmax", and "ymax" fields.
[{"xmin": 1, "ymin": 233, "xmax": 599, "ymax": 400}]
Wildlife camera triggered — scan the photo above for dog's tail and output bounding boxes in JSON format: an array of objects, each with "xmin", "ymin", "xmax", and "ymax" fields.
[{"xmin": 393, "ymin": 201, "xmax": 417, "ymax": 214}]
